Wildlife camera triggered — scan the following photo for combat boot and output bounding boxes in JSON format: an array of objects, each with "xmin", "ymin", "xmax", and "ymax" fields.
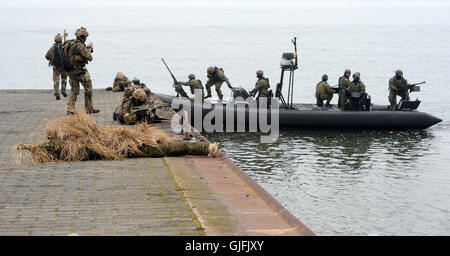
[
  {"xmin": 204, "ymin": 95, "xmax": 212, "ymax": 99},
  {"xmin": 61, "ymin": 90, "xmax": 67, "ymax": 97},
  {"xmin": 87, "ymin": 109, "xmax": 100, "ymax": 114},
  {"xmin": 55, "ymin": 93, "xmax": 61, "ymax": 100}
]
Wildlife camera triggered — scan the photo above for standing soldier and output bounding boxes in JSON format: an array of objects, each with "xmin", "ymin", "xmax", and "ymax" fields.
[
  {"xmin": 249, "ymin": 70, "xmax": 270, "ymax": 107},
  {"xmin": 205, "ymin": 66, "xmax": 232, "ymax": 101},
  {"xmin": 64, "ymin": 27, "xmax": 99, "ymax": 114},
  {"xmin": 349, "ymin": 72, "xmax": 366, "ymax": 110},
  {"xmin": 388, "ymin": 70, "xmax": 409, "ymax": 111},
  {"xmin": 176, "ymin": 74, "xmax": 204, "ymax": 99},
  {"xmin": 315, "ymin": 74, "xmax": 335, "ymax": 107},
  {"xmin": 338, "ymin": 69, "xmax": 351, "ymax": 109},
  {"xmin": 45, "ymin": 33, "xmax": 67, "ymax": 100}
]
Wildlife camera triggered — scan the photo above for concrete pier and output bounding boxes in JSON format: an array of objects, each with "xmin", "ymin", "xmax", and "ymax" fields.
[{"xmin": 0, "ymin": 90, "xmax": 313, "ymax": 236}]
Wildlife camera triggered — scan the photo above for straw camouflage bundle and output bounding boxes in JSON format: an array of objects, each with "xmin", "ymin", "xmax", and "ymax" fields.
[{"xmin": 16, "ymin": 111, "xmax": 174, "ymax": 164}]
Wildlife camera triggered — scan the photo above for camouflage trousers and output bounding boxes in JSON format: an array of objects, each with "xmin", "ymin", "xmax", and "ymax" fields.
[
  {"xmin": 316, "ymin": 94, "xmax": 333, "ymax": 106},
  {"xmin": 389, "ymin": 90, "xmax": 409, "ymax": 110},
  {"xmin": 138, "ymin": 141, "xmax": 210, "ymax": 157},
  {"xmin": 67, "ymin": 69, "xmax": 93, "ymax": 113},
  {"xmin": 53, "ymin": 68, "xmax": 67, "ymax": 95},
  {"xmin": 205, "ymin": 79, "xmax": 224, "ymax": 100}
]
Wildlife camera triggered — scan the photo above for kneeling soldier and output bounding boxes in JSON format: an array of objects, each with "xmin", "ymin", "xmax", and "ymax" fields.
[{"xmin": 315, "ymin": 74, "xmax": 335, "ymax": 107}]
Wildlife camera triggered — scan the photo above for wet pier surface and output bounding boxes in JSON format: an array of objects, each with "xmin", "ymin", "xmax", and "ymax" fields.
[{"xmin": 0, "ymin": 90, "xmax": 313, "ymax": 236}]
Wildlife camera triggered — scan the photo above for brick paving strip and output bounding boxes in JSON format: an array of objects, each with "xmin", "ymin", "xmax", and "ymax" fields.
[{"xmin": 0, "ymin": 90, "xmax": 313, "ymax": 236}]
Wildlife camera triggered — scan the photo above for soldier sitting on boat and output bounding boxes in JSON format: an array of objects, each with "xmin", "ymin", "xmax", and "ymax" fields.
[
  {"xmin": 315, "ymin": 74, "xmax": 335, "ymax": 107},
  {"xmin": 348, "ymin": 72, "xmax": 371, "ymax": 111}
]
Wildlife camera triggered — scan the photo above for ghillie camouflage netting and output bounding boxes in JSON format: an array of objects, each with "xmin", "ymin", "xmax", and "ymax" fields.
[{"xmin": 16, "ymin": 110, "xmax": 174, "ymax": 165}]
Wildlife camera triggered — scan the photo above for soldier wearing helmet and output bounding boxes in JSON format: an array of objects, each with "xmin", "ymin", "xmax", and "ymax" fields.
[
  {"xmin": 205, "ymin": 66, "xmax": 232, "ymax": 101},
  {"xmin": 348, "ymin": 72, "xmax": 367, "ymax": 110},
  {"xmin": 338, "ymin": 69, "xmax": 351, "ymax": 109},
  {"xmin": 109, "ymin": 72, "xmax": 132, "ymax": 92},
  {"xmin": 64, "ymin": 27, "xmax": 99, "ymax": 114},
  {"xmin": 315, "ymin": 74, "xmax": 335, "ymax": 107},
  {"xmin": 45, "ymin": 33, "xmax": 68, "ymax": 100},
  {"xmin": 388, "ymin": 69, "xmax": 409, "ymax": 111},
  {"xmin": 249, "ymin": 70, "xmax": 271, "ymax": 107},
  {"xmin": 176, "ymin": 74, "xmax": 204, "ymax": 99},
  {"xmin": 117, "ymin": 89, "xmax": 153, "ymax": 125}
]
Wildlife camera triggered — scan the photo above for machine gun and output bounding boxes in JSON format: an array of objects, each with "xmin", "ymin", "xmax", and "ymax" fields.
[
  {"xmin": 401, "ymin": 81, "xmax": 426, "ymax": 94},
  {"xmin": 396, "ymin": 81, "xmax": 426, "ymax": 111},
  {"xmin": 161, "ymin": 58, "xmax": 188, "ymax": 98}
]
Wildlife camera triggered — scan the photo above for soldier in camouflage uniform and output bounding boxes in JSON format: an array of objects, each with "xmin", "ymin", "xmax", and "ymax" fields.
[
  {"xmin": 111, "ymin": 72, "xmax": 132, "ymax": 92},
  {"xmin": 205, "ymin": 66, "xmax": 232, "ymax": 101},
  {"xmin": 349, "ymin": 72, "xmax": 366, "ymax": 110},
  {"xmin": 338, "ymin": 69, "xmax": 351, "ymax": 109},
  {"xmin": 64, "ymin": 27, "xmax": 99, "ymax": 114},
  {"xmin": 388, "ymin": 70, "xmax": 409, "ymax": 111},
  {"xmin": 176, "ymin": 74, "xmax": 204, "ymax": 99},
  {"xmin": 315, "ymin": 74, "xmax": 335, "ymax": 107},
  {"xmin": 249, "ymin": 70, "xmax": 270, "ymax": 107},
  {"xmin": 45, "ymin": 33, "xmax": 67, "ymax": 100},
  {"xmin": 119, "ymin": 89, "xmax": 156, "ymax": 125}
]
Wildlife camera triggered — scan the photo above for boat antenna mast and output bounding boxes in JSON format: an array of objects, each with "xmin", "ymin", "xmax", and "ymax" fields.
[{"xmin": 275, "ymin": 37, "xmax": 298, "ymax": 109}]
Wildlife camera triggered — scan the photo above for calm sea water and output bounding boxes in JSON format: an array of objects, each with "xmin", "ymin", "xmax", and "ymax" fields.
[{"xmin": 1, "ymin": 0, "xmax": 449, "ymax": 235}]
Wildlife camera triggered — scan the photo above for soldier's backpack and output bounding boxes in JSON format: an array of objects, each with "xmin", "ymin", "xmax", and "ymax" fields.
[
  {"xmin": 63, "ymin": 39, "xmax": 77, "ymax": 70},
  {"xmin": 51, "ymin": 42, "xmax": 66, "ymax": 69}
]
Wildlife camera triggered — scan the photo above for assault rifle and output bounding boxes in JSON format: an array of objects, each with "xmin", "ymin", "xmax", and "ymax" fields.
[
  {"xmin": 131, "ymin": 103, "xmax": 169, "ymax": 123},
  {"xmin": 161, "ymin": 58, "xmax": 187, "ymax": 97},
  {"xmin": 63, "ymin": 29, "xmax": 68, "ymax": 43}
]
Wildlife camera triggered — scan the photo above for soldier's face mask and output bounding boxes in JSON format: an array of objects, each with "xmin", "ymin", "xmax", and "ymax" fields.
[
  {"xmin": 396, "ymin": 74, "xmax": 402, "ymax": 79},
  {"xmin": 78, "ymin": 36, "xmax": 87, "ymax": 43},
  {"xmin": 345, "ymin": 73, "xmax": 350, "ymax": 78}
]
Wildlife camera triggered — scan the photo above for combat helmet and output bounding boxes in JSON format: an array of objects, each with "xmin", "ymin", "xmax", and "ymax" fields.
[
  {"xmin": 133, "ymin": 89, "xmax": 147, "ymax": 102},
  {"xmin": 116, "ymin": 72, "xmax": 124, "ymax": 79},
  {"xmin": 188, "ymin": 74, "xmax": 195, "ymax": 80},
  {"xmin": 75, "ymin": 27, "xmax": 89, "ymax": 38},
  {"xmin": 344, "ymin": 69, "xmax": 351, "ymax": 75},
  {"xmin": 207, "ymin": 67, "xmax": 215, "ymax": 75},
  {"xmin": 256, "ymin": 70, "xmax": 264, "ymax": 76},
  {"xmin": 353, "ymin": 72, "xmax": 361, "ymax": 79},
  {"xmin": 322, "ymin": 74, "xmax": 328, "ymax": 81},
  {"xmin": 54, "ymin": 33, "xmax": 63, "ymax": 42}
]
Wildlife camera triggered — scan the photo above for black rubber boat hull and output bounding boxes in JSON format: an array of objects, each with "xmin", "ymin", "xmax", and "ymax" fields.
[{"xmin": 155, "ymin": 94, "xmax": 442, "ymax": 130}]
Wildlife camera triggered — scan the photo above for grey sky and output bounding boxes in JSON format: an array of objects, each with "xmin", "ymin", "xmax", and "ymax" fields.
[{"xmin": 2, "ymin": 0, "xmax": 450, "ymax": 8}]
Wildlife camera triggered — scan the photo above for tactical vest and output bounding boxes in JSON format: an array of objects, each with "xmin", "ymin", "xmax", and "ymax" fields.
[
  {"xmin": 64, "ymin": 39, "xmax": 87, "ymax": 69},
  {"xmin": 392, "ymin": 77, "xmax": 407, "ymax": 88}
]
